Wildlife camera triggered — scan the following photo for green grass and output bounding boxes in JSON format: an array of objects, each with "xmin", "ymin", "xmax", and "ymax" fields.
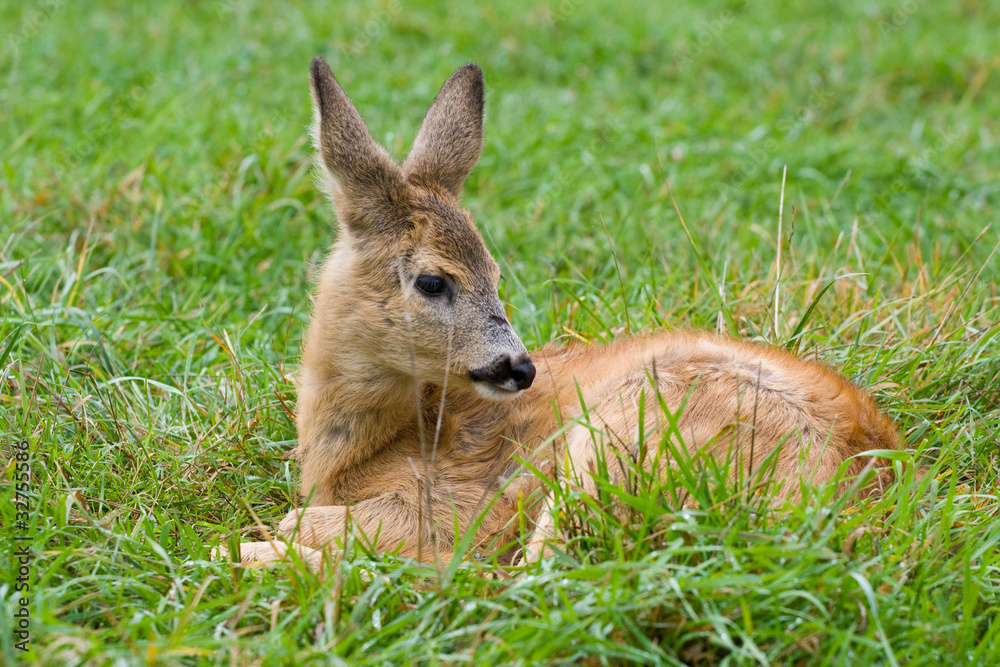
[{"xmin": 2, "ymin": 0, "xmax": 999, "ymax": 663}]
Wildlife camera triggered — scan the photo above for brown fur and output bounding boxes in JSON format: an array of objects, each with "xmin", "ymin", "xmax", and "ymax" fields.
[{"xmin": 229, "ymin": 59, "xmax": 899, "ymax": 567}]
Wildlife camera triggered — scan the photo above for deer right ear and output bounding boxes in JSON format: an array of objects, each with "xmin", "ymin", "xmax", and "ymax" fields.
[
  {"xmin": 309, "ymin": 58, "xmax": 404, "ymax": 232},
  {"xmin": 403, "ymin": 63, "xmax": 485, "ymax": 199}
]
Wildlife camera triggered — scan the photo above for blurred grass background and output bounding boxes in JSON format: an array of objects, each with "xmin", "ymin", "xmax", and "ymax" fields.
[{"xmin": 2, "ymin": 0, "xmax": 999, "ymax": 664}]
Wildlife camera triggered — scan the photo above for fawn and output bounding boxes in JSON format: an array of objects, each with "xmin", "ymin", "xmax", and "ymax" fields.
[{"xmin": 230, "ymin": 58, "xmax": 898, "ymax": 567}]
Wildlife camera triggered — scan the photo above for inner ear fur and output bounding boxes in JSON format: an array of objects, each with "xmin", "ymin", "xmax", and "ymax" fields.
[{"xmin": 403, "ymin": 63, "xmax": 485, "ymax": 199}]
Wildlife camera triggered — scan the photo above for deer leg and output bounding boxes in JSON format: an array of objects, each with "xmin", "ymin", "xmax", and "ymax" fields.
[
  {"xmin": 212, "ymin": 540, "xmax": 325, "ymax": 567},
  {"xmin": 210, "ymin": 506, "xmax": 352, "ymax": 567},
  {"xmin": 279, "ymin": 495, "xmax": 453, "ymax": 562},
  {"xmin": 278, "ymin": 504, "xmax": 350, "ymax": 548}
]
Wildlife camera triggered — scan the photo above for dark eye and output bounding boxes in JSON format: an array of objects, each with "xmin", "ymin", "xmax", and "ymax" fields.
[{"xmin": 414, "ymin": 274, "xmax": 447, "ymax": 297}]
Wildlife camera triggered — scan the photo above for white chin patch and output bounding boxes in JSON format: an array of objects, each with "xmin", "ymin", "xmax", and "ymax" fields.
[{"xmin": 472, "ymin": 382, "xmax": 521, "ymax": 401}]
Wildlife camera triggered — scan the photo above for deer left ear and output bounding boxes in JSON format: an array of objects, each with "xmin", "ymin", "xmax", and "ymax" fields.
[{"xmin": 403, "ymin": 64, "xmax": 484, "ymax": 199}]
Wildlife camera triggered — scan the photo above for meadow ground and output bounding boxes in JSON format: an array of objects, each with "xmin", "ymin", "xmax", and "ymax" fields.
[{"xmin": 2, "ymin": 0, "xmax": 999, "ymax": 664}]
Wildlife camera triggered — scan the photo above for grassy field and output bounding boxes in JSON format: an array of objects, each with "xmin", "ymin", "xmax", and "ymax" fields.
[{"xmin": 2, "ymin": 0, "xmax": 999, "ymax": 663}]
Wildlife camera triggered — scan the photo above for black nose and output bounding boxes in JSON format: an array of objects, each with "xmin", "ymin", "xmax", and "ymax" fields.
[
  {"xmin": 469, "ymin": 354, "xmax": 536, "ymax": 391},
  {"xmin": 510, "ymin": 359, "xmax": 536, "ymax": 390}
]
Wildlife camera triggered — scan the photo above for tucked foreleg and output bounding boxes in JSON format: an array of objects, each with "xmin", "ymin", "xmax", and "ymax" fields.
[
  {"xmin": 278, "ymin": 504, "xmax": 351, "ymax": 548},
  {"xmin": 278, "ymin": 494, "xmax": 458, "ymax": 562},
  {"xmin": 217, "ymin": 501, "xmax": 418, "ymax": 568},
  {"xmin": 219, "ymin": 499, "xmax": 425, "ymax": 567},
  {"xmin": 214, "ymin": 540, "xmax": 326, "ymax": 567}
]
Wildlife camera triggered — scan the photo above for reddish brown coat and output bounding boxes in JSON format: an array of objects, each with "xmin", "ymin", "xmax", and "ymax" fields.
[{"xmin": 232, "ymin": 60, "xmax": 898, "ymax": 567}]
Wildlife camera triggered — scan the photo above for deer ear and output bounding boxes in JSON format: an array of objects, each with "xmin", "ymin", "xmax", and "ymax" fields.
[
  {"xmin": 310, "ymin": 57, "xmax": 404, "ymax": 227},
  {"xmin": 403, "ymin": 64, "xmax": 484, "ymax": 199}
]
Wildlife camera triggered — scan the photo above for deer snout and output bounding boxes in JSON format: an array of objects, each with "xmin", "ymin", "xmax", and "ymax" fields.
[
  {"xmin": 510, "ymin": 356, "xmax": 536, "ymax": 390},
  {"xmin": 470, "ymin": 353, "xmax": 536, "ymax": 394}
]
